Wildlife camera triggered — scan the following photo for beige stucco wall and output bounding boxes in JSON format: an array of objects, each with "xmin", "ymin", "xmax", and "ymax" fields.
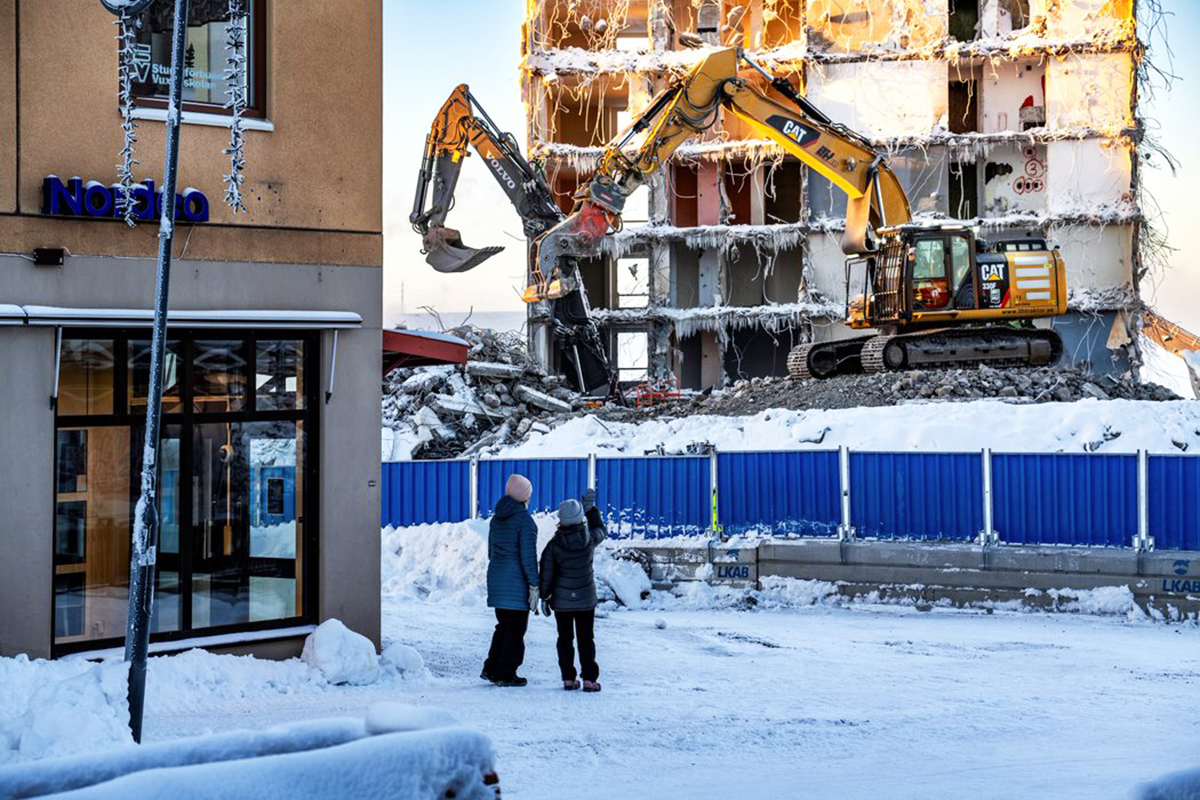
[{"xmin": 1, "ymin": 0, "xmax": 382, "ymax": 263}]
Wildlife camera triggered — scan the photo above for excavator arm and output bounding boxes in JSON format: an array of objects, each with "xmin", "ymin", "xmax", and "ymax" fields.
[
  {"xmin": 410, "ymin": 85, "xmax": 618, "ymax": 398},
  {"xmin": 411, "ymin": 84, "xmax": 563, "ymax": 273},
  {"xmin": 527, "ymin": 47, "xmax": 912, "ymax": 301}
]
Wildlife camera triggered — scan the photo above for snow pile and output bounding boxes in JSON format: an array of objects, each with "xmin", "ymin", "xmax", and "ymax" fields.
[
  {"xmin": 650, "ymin": 576, "xmax": 839, "ymax": 612},
  {"xmin": 301, "ymin": 620, "xmax": 380, "ymax": 686},
  {"xmin": 380, "ymin": 644, "xmax": 430, "ymax": 681},
  {"xmin": 0, "ymin": 714, "xmax": 497, "ymax": 800},
  {"xmin": 595, "ymin": 549, "xmax": 653, "ymax": 608},
  {"xmin": 381, "ymin": 520, "xmax": 491, "ymax": 605},
  {"xmin": 1041, "ymin": 585, "xmax": 1142, "ymax": 618},
  {"xmin": 0, "ymin": 656, "xmax": 132, "ymax": 764},
  {"xmin": 498, "ymin": 399, "xmax": 1200, "ymax": 457}
]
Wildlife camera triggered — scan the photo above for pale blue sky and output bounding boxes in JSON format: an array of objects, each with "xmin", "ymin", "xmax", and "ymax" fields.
[{"xmin": 383, "ymin": 0, "xmax": 1199, "ymax": 329}]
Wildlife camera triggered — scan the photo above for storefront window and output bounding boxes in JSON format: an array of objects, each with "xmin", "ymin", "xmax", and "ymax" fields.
[
  {"xmin": 52, "ymin": 426, "xmax": 132, "ymax": 646},
  {"xmin": 129, "ymin": 0, "xmax": 265, "ymax": 117},
  {"xmin": 129, "ymin": 339, "xmax": 183, "ymax": 414},
  {"xmin": 194, "ymin": 339, "xmax": 247, "ymax": 413},
  {"xmin": 53, "ymin": 331, "xmax": 314, "ymax": 654},
  {"xmin": 256, "ymin": 340, "xmax": 304, "ymax": 411},
  {"xmin": 59, "ymin": 339, "xmax": 115, "ymax": 416}
]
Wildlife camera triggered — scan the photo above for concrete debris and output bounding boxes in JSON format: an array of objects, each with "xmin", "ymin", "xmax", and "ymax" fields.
[
  {"xmin": 513, "ymin": 384, "xmax": 574, "ymax": 414},
  {"xmin": 602, "ymin": 365, "xmax": 1181, "ymax": 422},
  {"xmin": 382, "ymin": 324, "xmax": 587, "ymax": 460},
  {"xmin": 466, "ymin": 361, "xmax": 527, "ymax": 380}
]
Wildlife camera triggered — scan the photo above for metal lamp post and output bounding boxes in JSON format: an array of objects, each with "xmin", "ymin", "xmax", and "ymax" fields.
[{"xmin": 102, "ymin": 0, "xmax": 190, "ymax": 744}]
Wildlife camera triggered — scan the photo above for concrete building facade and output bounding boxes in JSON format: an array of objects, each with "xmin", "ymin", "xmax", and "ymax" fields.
[
  {"xmin": 521, "ymin": 0, "xmax": 1147, "ymax": 388},
  {"xmin": 0, "ymin": 0, "xmax": 383, "ymax": 659}
]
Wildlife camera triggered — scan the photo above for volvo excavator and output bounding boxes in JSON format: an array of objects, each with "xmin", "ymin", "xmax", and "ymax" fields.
[
  {"xmin": 410, "ymin": 85, "xmax": 615, "ymax": 396},
  {"xmin": 525, "ymin": 47, "xmax": 1068, "ymax": 379}
]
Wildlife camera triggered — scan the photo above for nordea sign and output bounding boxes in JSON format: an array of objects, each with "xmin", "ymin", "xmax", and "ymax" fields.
[{"xmin": 41, "ymin": 176, "xmax": 210, "ymax": 223}]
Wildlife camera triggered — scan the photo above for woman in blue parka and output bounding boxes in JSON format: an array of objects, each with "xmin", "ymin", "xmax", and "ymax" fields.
[{"xmin": 481, "ymin": 473, "xmax": 539, "ymax": 686}]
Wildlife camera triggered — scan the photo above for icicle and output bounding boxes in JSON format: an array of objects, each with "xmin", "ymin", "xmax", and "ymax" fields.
[
  {"xmin": 223, "ymin": 0, "xmax": 249, "ymax": 213},
  {"xmin": 115, "ymin": 13, "xmax": 141, "ymax": 226}
]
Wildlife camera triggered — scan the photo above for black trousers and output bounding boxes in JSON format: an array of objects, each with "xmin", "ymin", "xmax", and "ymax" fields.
[
  {"xmin": 554, "ymin": 609, "xmax": 598, "ymax": 682},
  {"xmin": 483, "ymin": 609, "xmax": 529, "ymax": 680}
]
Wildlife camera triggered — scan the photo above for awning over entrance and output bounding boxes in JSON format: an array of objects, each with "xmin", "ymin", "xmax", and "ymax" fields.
[
  {"xmin": 382, "ymin": 328, "xmax": 468, "ymax": 375},
  {"xmin": 0, "ymin": 306, "xmax": 363, "ymax": 329}
]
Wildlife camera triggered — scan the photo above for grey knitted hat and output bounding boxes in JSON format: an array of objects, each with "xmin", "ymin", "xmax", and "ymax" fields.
[{"xmin": 558, "ymin": 498, "xmax": 585, "ymax": 526}]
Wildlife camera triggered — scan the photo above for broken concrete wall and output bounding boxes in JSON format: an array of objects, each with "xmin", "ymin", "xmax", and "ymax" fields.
[
  {"xmin": 806, "ymin": 60, "xmax": 949, "ymax": 139},
  {"xmin": 1045, "ymin": 53, "xmax": 1135, "ymax": 132},
  {"xmin": 1042, "ymin": 0, "xmax": 1134, "ymax": 42},
  {"xmin": 805, "ymin": 0, "xmax": 948, "ymax": 53},
  {"xmin": 982, "ymin": 143, "xmax": 1048, "ymax": 216},
  {"xmin": 1046, "ymin": 139, "xmax": 1132, "ymax": 215},
  {"xmin": 1054, "ymin": 223, "xmax": 1135, "ymax": 294}
]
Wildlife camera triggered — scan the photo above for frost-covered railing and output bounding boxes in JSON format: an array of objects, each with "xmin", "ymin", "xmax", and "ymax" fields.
[{"xmin": 381, "ymin": 450, "xmax": 1200, "ymax": 550}]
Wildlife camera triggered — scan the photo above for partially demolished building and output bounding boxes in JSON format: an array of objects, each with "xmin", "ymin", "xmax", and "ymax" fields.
[{"xmin": 521, "ymin": 0, "xmax": 1154, "ymax": 389}]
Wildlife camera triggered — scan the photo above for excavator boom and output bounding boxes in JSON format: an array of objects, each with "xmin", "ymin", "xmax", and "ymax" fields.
[
  {"xmin": 411, "ymin": 85, "xmax": 560, "ymax": 273},
  {"xmin": 528, "ymin": 47, "xmax": 912, "ymax": 302}
]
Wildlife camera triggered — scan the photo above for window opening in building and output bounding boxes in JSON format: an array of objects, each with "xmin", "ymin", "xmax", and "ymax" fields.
[
  {"xmin": 616, "ymin": 331, "xmax": 649, "ymax": 382},
  {"xmin": 129, "ymin": 0, "xmax": 266, "ymax": 117},
  {"xmin": 949, "ymin": 161, "xmax": 979, "ymax": 219},
  {"xmin": 948, "ymin": 0, "xmax": 980, "ymax": 42},
  {"xmin": 617, "ymin": 257, "xmax": 649, "ymax": 308}
]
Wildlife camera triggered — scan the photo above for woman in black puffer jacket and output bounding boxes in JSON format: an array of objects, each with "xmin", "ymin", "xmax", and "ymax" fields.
[{"xmin": 538, "ymin": 488, "xmax": 606, "ymax": 692}]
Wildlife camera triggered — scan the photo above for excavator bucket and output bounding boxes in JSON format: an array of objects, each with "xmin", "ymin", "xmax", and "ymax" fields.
[{"xmin": 422, "ymin": 226, "xmax": 504, "ymax": 273}]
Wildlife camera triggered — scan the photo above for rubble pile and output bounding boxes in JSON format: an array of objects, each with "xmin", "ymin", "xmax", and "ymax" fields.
[
  {"xmin": 623, "ymin": 365, "xmax": 1181, "ymax": 419},
  {"xmin": 383, "ymin": 325, "xmax": 585, "ymax": 459}
]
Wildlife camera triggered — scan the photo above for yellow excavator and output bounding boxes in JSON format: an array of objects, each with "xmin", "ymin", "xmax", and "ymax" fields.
[{"xmin": 526, "ymin": 47, "xmax": 1069, "ymax": 379}]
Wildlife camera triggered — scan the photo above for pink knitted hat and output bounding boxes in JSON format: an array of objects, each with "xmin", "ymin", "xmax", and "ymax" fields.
[{"xmin": 505, "ymin": 473, "xmax": 533, "ymax": 503}]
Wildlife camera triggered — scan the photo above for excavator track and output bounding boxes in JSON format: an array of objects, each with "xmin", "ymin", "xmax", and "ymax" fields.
[
  {"xmin": 786, "ymin": 343, "xmax": 814, "ymax": 379},
  {"xmin": 787, "ymin": 327, "xmax": 1063, "ymax": 380},
  {"xmin": 860, "ymin": 335, "xmax": 892, "ymax": 374}
]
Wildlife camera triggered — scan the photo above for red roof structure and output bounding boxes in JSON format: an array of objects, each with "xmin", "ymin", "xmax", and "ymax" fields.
[{"xmin": 382, "ymin": 328, "xmax": 468, "ymax": 376}]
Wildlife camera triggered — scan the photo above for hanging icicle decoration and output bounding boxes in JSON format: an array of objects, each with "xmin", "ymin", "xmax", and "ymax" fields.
[
  {"xmin": 115, "ymin": 11, "xmax": 141, "ymax": 226},
  {"xmin": 223, "ymin": 0, "xmax": 249, "ymax": 213}
]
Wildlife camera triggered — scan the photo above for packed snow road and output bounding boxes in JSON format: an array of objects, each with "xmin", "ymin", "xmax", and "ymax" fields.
[{"xmin": 139, "ymin": 599, "xmax": 1199, "ymax": 799}]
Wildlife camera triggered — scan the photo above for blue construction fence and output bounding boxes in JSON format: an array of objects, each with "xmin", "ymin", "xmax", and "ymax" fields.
[{"xmin": 381, "ymin": 450, "xmax": 1200, "ymax": 550}]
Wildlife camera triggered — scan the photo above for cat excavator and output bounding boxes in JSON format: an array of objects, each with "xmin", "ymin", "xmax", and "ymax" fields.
[
  {"xmin": 410, "ymin": 85, "xmax": 615, "ymax": 396},
  {"xmin": 526, "ymin": 47, "xmax": 1068, "ymax": 379}
]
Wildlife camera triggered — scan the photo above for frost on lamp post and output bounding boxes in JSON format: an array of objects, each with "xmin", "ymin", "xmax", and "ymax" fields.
[{"xmin": 101, "ymin": 0, "xmax": 250, "ymax": 744}]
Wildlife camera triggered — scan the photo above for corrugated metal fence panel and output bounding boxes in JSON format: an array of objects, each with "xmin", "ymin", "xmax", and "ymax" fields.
[
  {"xmin": 850, "ymin": 452, "xmax": 982, "ymax": 540},
  {"xmin": 718, "ymin": 450, "xmax": 840, "ymax": 536},
  {"xmin": 477, "ymin": 458, "xmax": 590, "ymax": 517},
  {"xmin": 1149, "ymin": 455, "xmax": 1200, "ymax": 550},
  {"xmin": 992, "ymin": 453, "xmax": 1136, "ymax": 547},
  {"xmin": 381, "ymin": 460, "xmax": 470, "ymax": 528},
  {"xmin": 596, "ymin": 456, "xmax": 711, "ymax": 539}
]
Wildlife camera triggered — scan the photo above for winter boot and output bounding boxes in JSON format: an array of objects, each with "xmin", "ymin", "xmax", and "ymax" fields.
[
  {"xmin": 563, "ymin": 679, "xmax": 581, "ymax": 691},
  {"xmin": 493, "ymin": 676, "xmax": 528, "ymax": 687},
  {"xmin": 582, "ymin": 680, "xmax": 601, "ymax": 693}
]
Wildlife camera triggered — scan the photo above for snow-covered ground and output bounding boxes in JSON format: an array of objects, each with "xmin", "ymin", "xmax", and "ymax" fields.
[
  {"xmin": 496, "ymin": 399, "xmax": 1200, "ymax": 457},
  {"xmin": 4, "ymin": 519, "xmax": 1200, "ymax": 797},
  {"xmin": 384, "ymin": 398, "xmax": 1200, "ymax": 462}
]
